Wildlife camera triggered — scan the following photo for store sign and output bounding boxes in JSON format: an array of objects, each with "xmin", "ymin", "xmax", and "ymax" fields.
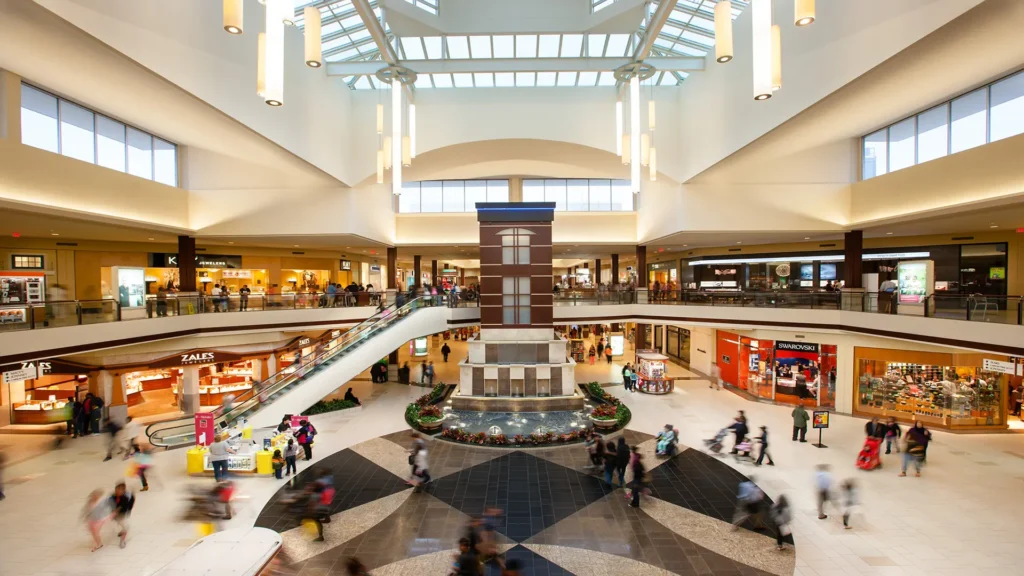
[
  {"xmin": 714, "ymin": 268, "xmax": 737, "ymax": 276},
  {"xmin": 149, "ymin": 350, "xmax": 241, "ymax": 368},
  {"xmin": 181, "ymin": 352, "xmax": 216, "ymax": 365},
  {"xmin": 776, "ymin": 341, "xmax": 819, "ymax": 353},
  {"xmin": 331, "ymin": 330, "xmax": 341, "ymax": 339},
  {"xmin": 3, "ymin": 359, "xmax": 89, "ymax": 376},
  {"xmin": 297, "ymin": 337, "xmax": 312, "ymax": 347},
  {"xmin": 221, "ymin": 270, "xmax": 253, "ymax": 279},
  {"xmin": 194, "ymin": 413, "xmax": 216, "ymax": 446},
  {"xmin": 151, "ymin": 253, "xmax": 243, "ymax": 269},
  {"xmin": 370, "ymin": 265, "xmax": 381, "ymax": 272},
  {"xmin": 443, "ymin": 268, "xmax": 457, "ymax": 273},
  {"xmin": 812, "ymin": 411, "xmax": 830, "ymax": 429},
  {"xmin": 983, "ymin": 359, "xmax": 1017, "ymax": 375},
  {"xmin": 2, "ymin": 365, "xmax": 37, "ymax": 383},
  {"xmin": 775, "ymin": 264, "xmax": 791, "ymax": 278},
  {"xmin": 340, "ymin": 260, "xmax": 352, "ymax": 271}
]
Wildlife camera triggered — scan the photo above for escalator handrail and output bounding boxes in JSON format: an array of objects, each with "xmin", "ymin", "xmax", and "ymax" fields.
[{"xmin": 145, "ymin": 297, "xmax": 433, "ymax": 447}]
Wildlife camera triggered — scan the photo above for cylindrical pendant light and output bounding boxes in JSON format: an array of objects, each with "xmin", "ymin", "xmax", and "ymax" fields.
[
  {"xmin": 640, "ymin": 133, "xmax": 651, "ymax": 167},
  {"xmin": 615, "ymin": 100, "xmax": 623, "ymax": 156},
  {"xmin": 392, "ymin": 81, "xmax": 402, "ymax": 195},
  {"xmin": 303, "ymin": 6, "xmax": 322, "ymax": 67},
  {"xmin": 383, "ymin": 136, "xmax": 392, "ymax": 169},
  {"xmin": 630, "ymin": 75, "xmax": 640, "ymax": 193},
  {"xmin": 376, "ymin": 149, "xmax": 384, "ymax": 184},
  {"xmin": 794, "ymin": 0, "xmax": 815, "ymax": 26},
  {"xmin": 714, "ymin": 1, "xmax": 733, "ymax": 63},
  {"xmin": 264, "ymin": 0, "xmax": 285, "ymax": 106},
  {"xmin": 621, "ymin": 135, "xmax": 631, "ymax": 165},
  {"xmin": 376, "ymin": 104, "xmax": 384, "ymax": 134},
  {"xmin": 256, "ymin": 33, "xmax": 266, "ymax": 97},
  {"xmin": 402, "ymin": 136, "xmax": 411, "ymax": 167},
  {"xmin": 409, "ymin": 103, "xmax": 416, "ymax": 158},
  {"xmin": 223, "ymin": 0, "xmax": 243, "ymax": 34},
  {"xmin": 648, "ymin": 101, "xmax": 656, "ymax": 131},
  {"xmin": 771, "ymin": 24, "xmax": 782, "ymax": 91},
  {"xmin": 649, "ymin": 148, "xmax": 657, "ymax": 181},
  {"xmin": 751, "ymin": 0, "xmax": 772, "ymax": 101}
]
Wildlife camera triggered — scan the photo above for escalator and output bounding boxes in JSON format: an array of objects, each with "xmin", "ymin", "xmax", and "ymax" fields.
[{"xmin": 145, "ymin": 296, "xmax": 446, "ymax": 449}]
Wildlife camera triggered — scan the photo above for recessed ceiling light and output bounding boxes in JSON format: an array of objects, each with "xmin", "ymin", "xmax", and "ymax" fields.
[
  {"xmin": 804, "ymin": 237, "xmax": 810, "ymax": 240},
  {"xmin": 294, "ymin": 245, "xmax": 300, "ymax": 247},
  {"xmin": 147, "ymin": 237, "xmax": 155, "ymax": 241},
  {"xmin": 51, "ymin": 233, "xmax": 59, "ymax": 236},
  {"xmin": 990, "ymin": 225, "xmax": 999, "ymax": 229},
  {"xmin": 736, "ymin": 241, "xmax": 742, "ymax": 244},
  {"xmin": 886, "ymin": 232, "xmax": 893, "ymax": 235},
  {"xmin": 228, "ymin": 241, "xmax": 234, "ymax": 244}
]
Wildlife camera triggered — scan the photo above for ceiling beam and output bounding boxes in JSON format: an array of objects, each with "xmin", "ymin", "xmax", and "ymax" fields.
[
  {"xmin": 326, "ymin": 56, "xmax": 704, "ymax": 76},
  {"xmin": 632, "ymin": 0, "xmax": 679, "ymax": 61},
  {"xmin": 351, "ymin": 0, "xmax": 414, "ymax": 101}
]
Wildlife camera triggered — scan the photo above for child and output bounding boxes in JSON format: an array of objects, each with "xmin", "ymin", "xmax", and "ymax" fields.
[
  {"xmin": 284, "ymin": 439, "xmax": 299, "ymax": 476},
  {"xmin": 884, "ymin": 417, "xmax": 902, "ymax": 454},
  {"xmin": 82, "ymin": 489, "xmax": 110, "ymax": 552},
  {"xmin": 272, "ymin": 449, "xmax": 285, "ymax": 480}
]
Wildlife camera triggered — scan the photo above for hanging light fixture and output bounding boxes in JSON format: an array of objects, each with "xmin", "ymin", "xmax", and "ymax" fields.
[
  {"xmin": 402, "ymin": 136, "xmax": 411, "ymax": 167},
  {"xmin": 648, "ymin": 101, "xmax": 656, "ymax": 131},
  {"xmin": 376, "ymin": 104, "xmax": 384, "ymax": 134},
  {"xmin": 303, "ymin": 6, "xmax": 322, "ymax": 67},
  {"xmin": 256, "ymin": 32, "xmax": 266, "ymax": 97},
  {"xmin": 649, "ymin": 147, "xmax": 657, "ymax": 181},
  {"xmin": 630, "ymin": 75, "xmax": 640, "ymax": 193},
  {"xmin": 794, "ymin": 0, "xmax": 815, "ymax": 26},
  {"xmin": 771, "ymin": 24, "xmax": 782, "ymax": 91},
  {"xmin": 409, "ymin": 103, "xmax": 416, "ymax": 158},
  {"xmin": 621, "ymin": 135, "xmax": 630, "ymax": 165},
  {"xmin": 640, "ymin": 133, "xmax": 651, "ymax": 167},
  {"xmin": 714, "ymin": 1, "xmax": 733, "ymax": 63},
  {"xmin": 383, "ymin": 136, "xmax": 392, "ymax": 169},
  {"xmin": 392, "ymin": 80, "xmax": 402, "ymax": 195},
  {"xmin": 263, "ymin": 0, "xmax": 285, "ymax": 106},
  {"xmin": 223, "ymin": 0, "xmax": 243, "ymax": 34},
  {"xmin": 615, "ymin": 100, "xmax": 623, "ymax": 156},
  {"xmin": 751, "ymin": 0, "xmax": 772, "ymax": 101},
  {"xmin": 376, "ymin": 150, "xmax": 384, "ymax": 184}
]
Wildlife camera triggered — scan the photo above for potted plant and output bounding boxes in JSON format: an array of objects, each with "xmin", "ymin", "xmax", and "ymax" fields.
[
  {"xmin": 418, "ymin": 404, "xmax": 444, "ymax": 430},
  {"xmin": 590, "ymin": 403, "xmax": 618, "ymax": 429}
]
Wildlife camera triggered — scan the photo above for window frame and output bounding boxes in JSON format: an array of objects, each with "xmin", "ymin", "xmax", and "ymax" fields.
[
  {"xmin": 19, "ymin": 82, "xmax": 178, "ymax": 187},
  {"xmin": 11, "ymin": 255, "xmax": 44, "ymax": 270}
]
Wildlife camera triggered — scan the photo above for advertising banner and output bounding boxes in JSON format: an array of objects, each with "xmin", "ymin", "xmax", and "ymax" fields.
[{"xmin": 194, "ymin": 413, "xmax": 216, "ymax": 446}]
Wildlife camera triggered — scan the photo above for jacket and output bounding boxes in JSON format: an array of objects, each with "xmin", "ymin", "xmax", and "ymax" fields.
[
  {"xmin": 791, "ymin": 407, "xmax": 810, "ymax": 427},
  {"xmin": 615, "ymin": 442, "xmax": 630, "ymax": 468},
  {"xmin": 865, "ymin": 422, "xmax": 886, "ymax": 439}
]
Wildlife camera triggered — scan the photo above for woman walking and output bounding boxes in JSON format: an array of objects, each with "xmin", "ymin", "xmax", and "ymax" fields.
[
  {"xmin": 615, "ymin": 437, "xmax": 630, "ymax": 486},
  {"xmin": 900, "ymin": 422, "xmax": 931, "ymax": 477},
  {"xmin": 627, "ymin": 447, "xmax": 646, "ymax": 508}
]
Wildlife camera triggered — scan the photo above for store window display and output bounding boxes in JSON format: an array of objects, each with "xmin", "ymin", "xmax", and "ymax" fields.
[
  {"xmin": 716, "ymin": 331, "xmax": 837, "ymax": 408},
  {"xmin": 855, "ymin": 348, "xmax": 1011, "ymax": 430}
]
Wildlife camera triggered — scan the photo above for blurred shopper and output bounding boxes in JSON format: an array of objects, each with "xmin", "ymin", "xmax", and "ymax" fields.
[
  {"xmin": 884, "ymin": 417, "xmax": 902, "ymax": 454},
  {"xmin": 628, "ymin": 447, "xmax": 646, "ymax": 508},
  {"xmin": 133, "ymin": 446, "xmax": 154, "ymax": 492},
  {"xmin": 284, "ymin": 439, "xmax": 299, "ymax": 476},
  {"xmin": 0, "ymin": 446, "xmax": 6, "ymax": 501},
  {"xmin": 771, "ymin": 495, "xmax": 792, "ymax": 551},
  {"xmin": 239, "ymin": 284, "xmax": 251, "ymax": 311},
  {"xmin": 732, "ymin": 476, "xmax": 765, "ymax": 530},
  {"xmin": 622, "ymin": 363, "xmax": 633, "ymax": 390},
  {"xmin": 597, "ymin": 339, "xmax": 605, "ymax": 359},
  {"xmin": 900, "ymin": 422, "xmax": 931, "ymax": 477},
  {"xmin": 815, "ymin": 464, "xmax": 834, "ymax": 520},
  {"xmin": 103, "ymin": 417, "xmax": 122, "ymax": 461},
  {"xmin": 277, "ymin": 415, "xmax": 292, "ymax": 434},
  {"xmin": 615, "ymin": 437, "xmax": 630, "ymax": 486},
  {"xmin": 865, "ymin": 417, "xmax": 886, "ymax": 439},
  {"xmin": 82, "ymin": 489, "xmax": 111, "ymax": 552},
  {"xmin": 840, "ymin": 479, "xmax": 859, "ymax": 529},
  {"xmin": 441, "ymin": 342, "xmax": 451, "ymax": 362},
  {"xmin": 755, "ymin": 425, "xmax": 775, "ymax": 466},
  {"xmin": 122, "ymin": 417, "xmax": 141, "ymax": 458},
  {"xmin": 345, "ymin": 558, "xmax": 370, "ymax": 576},
  {"xmin": 109, "ymin": 481, "xmax": 135, "ymax": 548},
  {"xmin": 426, "ymin": 361, "xmax": 436, "ymax": 386},
  {"xmin": 272, "ymin": 449, "xmax": 285, "ymax": 479},
  {"xmin": 604, "ymin": 343, "xmax": 613, "ymax": 364},
  {"xmin": 603, "ymin": 441, "xmax": 618, "ymax": 485},
  {"xmin": 710, "ymin": 362, "xmax": 722, "ymax": 390},
  {"xmin": 588, "ymin": 345, "xmax": 597, "ymax": 365},
  {"xmin": 791, "ymin": 404, "xmax": 809, "ymax": 442},
  {"xmin": 454, "ymin": 537, "xmax": 481, "ymax": 575},
  {"xmin": 69, "ymin": 396, "xmax": 84, "ymax": 437}
]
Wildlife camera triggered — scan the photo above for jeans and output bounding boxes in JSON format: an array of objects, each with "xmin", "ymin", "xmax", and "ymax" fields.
[
  {"xmin": 139, "ymin": 467, "xmax": 148, "ymax": 489},
  {"xmin": 756, "ymin": 445, "xmax": 773, "ymax": 465},
  {"xmin": 901, "ymin": 453, "xmax": 922, "ymax": 474},
  {"xmin": 604, "ymin": 468, "xmax": 614, "ymax": 485},
  {"xmin": 274, "ymin": 467, "xmax": 282, "ymax": 479},
  {"xmin": 302, "ymin": 443, "xmax": 313, "ymax": 461},
  {"xmin": 285, "ymin": 456, "xmax": 297, "ymax": 475},
  {"xmin": 817, "ymin": 490, "xmax": 830, "ymax": 517},
  {"xmin": 885, "ymin": 436, "xmax": 900, "ymax": 453},
  {"xmin": 616, "ymin": 466, "xmax": 626, "ymax": 486},
  {"xmin": 792, "ymin": 426, "xmax": 806, "ymax": 441},
  {"xmin": 212, "ymin": 459, "xmax": 228, "ymax": 482}
]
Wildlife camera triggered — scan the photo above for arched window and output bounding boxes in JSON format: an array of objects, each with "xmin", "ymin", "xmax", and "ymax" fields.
[{"xmin": 497, "ymin": 228, "xmax": 534, "ymax": 265}]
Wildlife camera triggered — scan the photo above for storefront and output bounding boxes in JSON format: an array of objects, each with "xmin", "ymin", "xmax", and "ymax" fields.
[
  {"xmin": 854, "ymin": 347, "xmax": 1017, "ymax": 430},
  {"xmin": 716, "ymin": 331, "xmax": 837, "ymax": 407},
  {"xmin": 2, "ymin": 359, "xmax": 90, "ymax": 425},
  {"xmin": 131, "ymin": 350, "xmax": 261, "ymax": 418},
  {"xmin": 647, "ymin": 262, "xmax": 677, "ymax": 289},
  {"xmin": 665, "ymin": 326, "xmax": 691, "ymax": 365}
]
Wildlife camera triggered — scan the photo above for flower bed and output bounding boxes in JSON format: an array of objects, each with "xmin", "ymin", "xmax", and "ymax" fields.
[
  {"xmin": 302, "ymin": 398, "xmax": 358, "ymax": 416},
  {"xmin": 441, "ymin": 427, "xmax": 587, "ymax": 447},
  {"xmin": 406, "ymin": 383, "xmax": 449, "ymax": 431},
  {"xmin": 585, "ymin": 382, "xmax": 632, "ymax": 429}
]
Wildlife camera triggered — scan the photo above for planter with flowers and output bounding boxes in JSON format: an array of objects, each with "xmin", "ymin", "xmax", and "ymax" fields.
[{"xmin": 590, "ymin": 403, "xmax": 619, "ymax": 429}]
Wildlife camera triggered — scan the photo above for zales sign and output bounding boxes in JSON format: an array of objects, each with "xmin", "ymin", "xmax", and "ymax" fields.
[{"xmin": 180, "ymin": 352, "xmax": 216, "ymax": 365}]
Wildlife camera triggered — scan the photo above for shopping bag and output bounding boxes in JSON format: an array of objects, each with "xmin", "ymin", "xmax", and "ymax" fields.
[{"xmin": 196, "ymin": 522, "xmax": 216, "ymax": 538}]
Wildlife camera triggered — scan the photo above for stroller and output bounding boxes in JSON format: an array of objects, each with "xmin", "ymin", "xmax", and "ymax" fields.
[
  {"xmin": 856, "ymin": 437, "xmax": 883, "ymax": 471},
  {"xmin": 704, "ymin": 428, "xmax": 728, "ymax": 456},
  {"xmin": 733, "ymin": 439, "xmax": 755, "ymax": 464}
]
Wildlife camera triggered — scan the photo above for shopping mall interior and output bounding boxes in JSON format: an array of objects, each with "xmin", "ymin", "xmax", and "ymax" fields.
[{"xmin": 1, "ymin": 0, "xmax": 1024, "ymax": 574}]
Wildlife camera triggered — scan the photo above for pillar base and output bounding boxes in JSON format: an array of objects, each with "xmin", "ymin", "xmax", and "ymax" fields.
[{"xmin": 180, "ymin": 393, "xmax": 199, "ymax": 416}]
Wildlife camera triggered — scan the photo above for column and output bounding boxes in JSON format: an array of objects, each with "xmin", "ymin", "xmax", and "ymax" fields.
[
  {"xmin": 268, "ymin": 354, "xmax": 278, "ymax": 377},
  {"xmin": 256, "ymin": 358, "xmax": 269, "ymax": 382},
  {"xmin": 611, "ymin": 254, "xmax": 620, "ymax": 285},
  {"xmin": 180, "ymin": 366, "xmax": 200, "ymax": 415},
  {"xmin": 661, "ymin": 325, "xmax": 668, "ymax": 354},
  {"xmin": 460, "ymin": 267, "xmax": 465, "ymax": 286},
  {"xmin": 388, "ymin": 348, "xmax": 400, "ymax": 382},
  {"xmin": 386, "ymin": 246, "xmax": 398, "ymax": 304},
  {"xmin": 844, "ymin": 230, "xmax": 863, "ymax": 288},
  {"xmin": 595, "ymin": 258, "xmax": 602, "ymax": 286},
  {"xmin": 0, "ymin": 69, "xmax": 21, "ymax": 141},
  {"xmin": 635, "ymin": 245, "xmax": 648, "ymax": 303},
  {"xmin": 96, "ymin": 370, "xmax": 113, "ymax": 422},
  {"xmin": 108, "ymin": 373, "xmax": 128, "ymax": 424},
  {"xmin": 636, "ymin": 323, "xmax": 648, "ymax": 353},
  {"xmin": 178, "ymin": 235, "xmax": 197, "ymax": 292},
  {"xmin": 432, "ymin": 260, "xmax": 438, "ymax": 287},
  {"xmin": 414, "ymin": 255, "xmax": 422, "ymax": 290}
]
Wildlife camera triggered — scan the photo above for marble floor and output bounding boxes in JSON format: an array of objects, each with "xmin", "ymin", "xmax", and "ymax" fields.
[{"xmin": 4, "ymin": 364, "xmax": 1024, "ymax": 575}]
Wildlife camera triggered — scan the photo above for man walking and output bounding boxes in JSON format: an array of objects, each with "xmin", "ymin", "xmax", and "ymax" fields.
[
  {"xmin": 791, "ymin": 404, "xmax": 809, "ymax": 442},
  {"xmin": 441, "ymin": 343, "xmax": 451, "ymax": 362},
  {"xmin": 755, "ymin": 425, "xmax": 774, "ymax": 466},
  {"xmin": 239, "ymin": 284, "xmax": 251, "ymax": 311}
]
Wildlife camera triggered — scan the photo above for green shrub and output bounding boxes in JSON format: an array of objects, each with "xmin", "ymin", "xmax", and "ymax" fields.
[{"xmin": 302, "ymin": 398, "xmax": 358, "ymax": 415}]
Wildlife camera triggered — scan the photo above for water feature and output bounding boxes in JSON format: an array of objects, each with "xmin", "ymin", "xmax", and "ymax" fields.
[{"xmin": 442, "ymin": 405, "xmax": 595, "ymax": 437}]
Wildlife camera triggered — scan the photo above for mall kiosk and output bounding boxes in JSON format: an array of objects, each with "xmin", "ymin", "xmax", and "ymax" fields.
[{"xmin": 635, "ymin": 350, "xmax": 675, "ymax": 395}]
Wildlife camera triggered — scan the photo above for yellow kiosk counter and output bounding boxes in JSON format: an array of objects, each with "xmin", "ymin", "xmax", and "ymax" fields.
[{"xmin": 187, "ymin": 427, "xmax": 290, "ymax": 476}]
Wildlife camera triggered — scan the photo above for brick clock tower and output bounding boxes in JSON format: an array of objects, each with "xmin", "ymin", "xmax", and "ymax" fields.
[{"xmin": 457, "ymin": 203, "xmax": 578, "ymax": 408}]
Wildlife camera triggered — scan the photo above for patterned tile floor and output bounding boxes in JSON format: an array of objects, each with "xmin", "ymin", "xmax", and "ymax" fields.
[{"xmin": 254, "ymin": 432, "xmax": 794, "ymax": 575}]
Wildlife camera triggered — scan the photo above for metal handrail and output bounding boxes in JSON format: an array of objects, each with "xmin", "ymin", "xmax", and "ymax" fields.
[{"xmin": 144, "ymin": 296, "xmax": 440, "ymax": 449}]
